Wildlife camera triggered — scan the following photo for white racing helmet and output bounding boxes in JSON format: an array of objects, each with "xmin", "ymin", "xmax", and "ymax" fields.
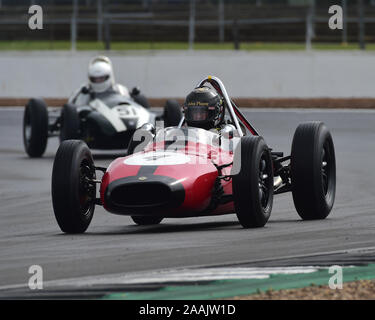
[{"xmin": 88, "ymin": 56, "xmax": 115, "ymax": 93}]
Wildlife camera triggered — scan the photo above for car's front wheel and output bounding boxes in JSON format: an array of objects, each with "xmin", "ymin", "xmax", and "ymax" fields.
[
  {"xmin": 23, "ymin": 98, "xmax": 48, "ymax": 157},
  {"xmin": 52, "ymin": 140, "xmax": 96, "ymax": 233},
  {"xmin": 232, "ymin": 136, "xmax": 274, "ymax": 228}
]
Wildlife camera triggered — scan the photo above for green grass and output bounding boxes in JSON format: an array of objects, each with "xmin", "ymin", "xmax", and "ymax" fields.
[
  {"xmin": 0, "ymin": 41, "xmax": 374, "ymax": 51},
  {"xmin": 240, "ymin": 42, "xmax": 375, "ymax": 50}
]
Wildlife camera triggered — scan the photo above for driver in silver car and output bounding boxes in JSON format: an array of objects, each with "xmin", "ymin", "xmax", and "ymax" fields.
[{"xmin": 68, "ymin": 56, "xmax": 130, "ymax": 106}]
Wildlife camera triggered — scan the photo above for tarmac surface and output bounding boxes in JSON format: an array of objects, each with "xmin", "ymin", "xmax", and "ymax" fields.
[{"xmin": 0, "ymin": 108, "xmax": 374, "ymax": 296}]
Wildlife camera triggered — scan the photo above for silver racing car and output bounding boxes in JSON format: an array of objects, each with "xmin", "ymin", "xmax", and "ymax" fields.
[{"xmin": 22, "ymin": 90, "xmax": 182, "ymax": 157}]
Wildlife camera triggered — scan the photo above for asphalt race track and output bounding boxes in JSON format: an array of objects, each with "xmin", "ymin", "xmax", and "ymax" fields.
[{"xmin": 0, "ymin": 108, "xmax": 374, "ymax": 296}]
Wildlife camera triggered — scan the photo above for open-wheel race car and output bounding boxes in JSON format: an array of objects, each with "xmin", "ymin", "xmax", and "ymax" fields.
[
  {"xmin": 23, "ymin": 89, "xmax": 182, "ymax": 157},
  {"xmin": 51, "ymin": 76, "xmax": 336, "ymax": 233}
]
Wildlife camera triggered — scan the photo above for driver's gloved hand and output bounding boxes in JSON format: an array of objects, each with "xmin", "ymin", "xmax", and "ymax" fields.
[
  {"xmin": 81, "ymin": 86, "xmax": 90, "ymax": 94},
  {"xmin": 81, "ymin": 85, "xmax": 96, "ymax": 99}
]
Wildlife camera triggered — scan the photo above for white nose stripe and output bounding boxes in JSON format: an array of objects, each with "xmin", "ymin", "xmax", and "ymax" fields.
[{"xmin": 124, "ymin": 151, "xmax": 191, "ymax": 166}]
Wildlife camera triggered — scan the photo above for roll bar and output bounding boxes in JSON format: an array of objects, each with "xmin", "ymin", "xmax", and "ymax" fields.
[
  {"xmin": 196, "ymin": 76, "xmax": 244, "ymax": 136},
  {"xmin": 178, "ymin": 76, "xmax": 259, "ymax": 136},
  {"xmin": 196, "ymin": 76, "xmax": 259, "ymax": 136}
]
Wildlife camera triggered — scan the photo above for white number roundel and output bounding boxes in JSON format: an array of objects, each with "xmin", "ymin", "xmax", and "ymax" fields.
[{"xmin": 124, "ymin": 151, "xmax": 190, "ymax": 166}]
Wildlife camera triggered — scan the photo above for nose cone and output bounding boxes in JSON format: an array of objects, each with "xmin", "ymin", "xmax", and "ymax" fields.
[
  {"xmin": 104, "ymin": 174, "xmax": 185, "ymax": 215},
  {"xmin": 100, "ymin": 151, "xmax": 219, "ymax": 216}
]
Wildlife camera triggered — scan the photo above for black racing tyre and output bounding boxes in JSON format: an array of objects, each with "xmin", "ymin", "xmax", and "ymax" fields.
[
  {"xmin": 127, "ymin": 129, "xmax": 154, "ymax": 155},
  {"xmin": 232, "ymin": 136, "xmax": 274, "ymax": 228},
  {"xmin": 291, "ymin": 122, "xmax": 336, "ymax": 220},
  {"xmin": 131, "ymin": 216, "xmax": 163, "ymax": 225},
  {"xmin": 52, "ymin": 140, "xmax": 96, "ymax": 233},
  {"xmin": 163, "ymin": 99, "xmax": 182, "ymax": 127},
  {"xmin": 23, "ymin": 98, "xmax": 48, "ymax": 157},
  {"xmin": 132, "ymin": 93, "xmax": 150, "ymax": 109},
  {"xmin": 59, "ymin": 103, "xmax": 80, "ymax": 142}
]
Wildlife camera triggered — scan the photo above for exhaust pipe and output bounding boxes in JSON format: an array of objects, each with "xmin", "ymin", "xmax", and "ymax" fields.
[{"xmin": 273, "ymin": 176, "xmax": 283, "ymax": 189}]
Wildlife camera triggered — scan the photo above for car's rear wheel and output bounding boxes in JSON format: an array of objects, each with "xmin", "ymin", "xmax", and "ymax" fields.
[
  {"xmin": 52, "ymin": 140, "xmax": 96, "ymax": 233},
  {"xmin": 163, "ymin": 99, "xmax": 182, "ymax": 127},
  {"xmin": 291, "ymin": 121, "xmax": 336, "ymax": 220},
  {"xmin": 133, "ymin": 93, "xmax": 150, "ymax": 109},
  {"xmin": 131, "ymin": 216, "xmax": 163, "ymax": 225},
  {"xmin": 232, "ymin": 136, "xmax": 274, "ymax": 228},
  {"xmin": 127, "ymin": 128, "xmax": 154, "ymax": 155},
  {"xmin": 23, "ymin": 98, "xmax": 48, "ymax": 157},
  {"xmin": 59, "ymin": 103, "xmax": 80, "ymax": 142}
]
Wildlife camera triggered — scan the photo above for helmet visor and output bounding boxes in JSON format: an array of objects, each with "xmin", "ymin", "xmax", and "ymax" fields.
[
  {"xmin": 89, "ymin": 75, "xmax": 109, "ymax": 83},
  {"xmin": 186, "ymin": 105, "xmax": 208, "ymax": 122}
]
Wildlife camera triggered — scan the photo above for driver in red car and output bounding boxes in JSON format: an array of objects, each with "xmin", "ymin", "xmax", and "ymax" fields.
[{"xmin": 183, "ymin": 86, "xmax": 239, "ymax": 137}]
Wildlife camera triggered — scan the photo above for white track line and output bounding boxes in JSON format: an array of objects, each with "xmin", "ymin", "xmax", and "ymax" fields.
[
  {"xmin": 1, "ymin": 244, "xmax": 372, "ymax": 291},
  {"xmin": 0, "ymin": 266, "xmax": 319, "ymax": 291}
]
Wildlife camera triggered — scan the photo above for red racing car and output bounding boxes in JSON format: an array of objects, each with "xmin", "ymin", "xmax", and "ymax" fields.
[{"xmin": 51, "ymin": 76, "xmax": 336, "ymax": 234}]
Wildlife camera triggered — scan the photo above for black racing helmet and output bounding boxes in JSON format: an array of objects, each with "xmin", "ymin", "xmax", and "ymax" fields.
[{"xmin": 184, "ymin": 86, "xmax": 224, "ymax": 129}]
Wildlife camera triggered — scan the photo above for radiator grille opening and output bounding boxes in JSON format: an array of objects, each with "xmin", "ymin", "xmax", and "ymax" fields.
[{"xmin": 110, "ymin": 182, "xmax": 171, "ymax": 207}]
